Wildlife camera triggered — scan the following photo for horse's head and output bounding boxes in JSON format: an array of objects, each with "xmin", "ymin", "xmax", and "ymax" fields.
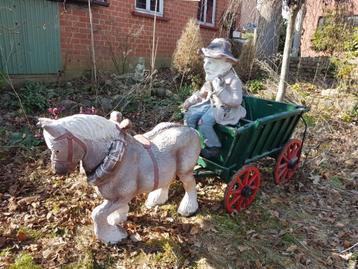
[{"xmin": 37, "ymin": 118, "xmax": 87, "ymax": 175}]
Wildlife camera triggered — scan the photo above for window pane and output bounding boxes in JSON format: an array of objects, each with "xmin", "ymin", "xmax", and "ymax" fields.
[
  {"xmin": 150, "ymin": 0, "xmax": 160, "ymax": 12},
  {"xmin": 347, "ymin": 15, "xmax": 358, "ymax": 26},
  {"xmin": 197, "ymin": 0, "xmax": 205, "ymax": 22},
  {"xmin": 206, "ymin": 0, "xmax": 213, "ymax": 24},
  {"xmin": 136, "ymin": 0, "xmax": 146, "ymax": 9}
]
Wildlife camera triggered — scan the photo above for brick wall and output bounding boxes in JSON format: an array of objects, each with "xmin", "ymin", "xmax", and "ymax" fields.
[
  {"xmin": 301, "ymin": 0, "xmax": 358, "ymax": 57},
  {"xmin": 60, "ymin": 0, "xmax": 230, "ymax": 76},
  {"xmin": 289, "ymin": 57, "xmax": 332, "ymax": 81}
]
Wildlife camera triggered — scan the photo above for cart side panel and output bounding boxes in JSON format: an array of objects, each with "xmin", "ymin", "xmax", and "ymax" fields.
[
  {"xmin": 250, "ymin": 121, "xmax": 276, "ymax": 158},
  {"xmin": 243, "ymin": 96, "xmax": 298, "ymax": 120},
  {"xmin": 260, "ymin": 120, "xmax": 284, "ymax": 153},
  {"xmin": 223, "ymin": 123, "xmax": 258, "ymax": 168}
]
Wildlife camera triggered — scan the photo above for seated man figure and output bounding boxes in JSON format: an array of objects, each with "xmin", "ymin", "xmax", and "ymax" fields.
[{"xmin": 183, "ymin": 38, "xmax": 246, "ymax": 159}]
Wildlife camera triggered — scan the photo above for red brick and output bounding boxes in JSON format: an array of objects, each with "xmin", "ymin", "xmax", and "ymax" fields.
[{"xmin": 60, "ymin": 0, "xmax": 233, "ymax": 72}]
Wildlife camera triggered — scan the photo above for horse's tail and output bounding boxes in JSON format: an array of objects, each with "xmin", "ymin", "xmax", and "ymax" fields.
[{"xmin": 143, "ymin": 122, "xmax": 184, "ymax": 140}]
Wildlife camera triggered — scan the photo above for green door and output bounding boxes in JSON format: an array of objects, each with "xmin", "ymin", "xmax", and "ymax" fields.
[{"xmin": 0, "ymin": 0, "xmax": 61, "ymax": 75}]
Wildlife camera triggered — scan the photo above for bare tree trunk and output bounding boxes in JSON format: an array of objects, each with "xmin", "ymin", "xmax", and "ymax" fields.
[
  {"xmin": 276, "ymin": 6, "xmax": 299, "ymax": 102},
  {"xmin": 291, "ymin": 4, "xmax": 305, "ymax": 57},
  {"xmin": 256, "ymin": 0, "xmax": 283, "ymax": 60},
  {"xmin": 88, "ymin": 0, "xmax": 97, "ymax": 85}
]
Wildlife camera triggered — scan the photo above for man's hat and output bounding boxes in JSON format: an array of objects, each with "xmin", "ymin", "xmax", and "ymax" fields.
[{"xmin": 201, "ymin": 38, "xmax": 238, "ymax": 62}]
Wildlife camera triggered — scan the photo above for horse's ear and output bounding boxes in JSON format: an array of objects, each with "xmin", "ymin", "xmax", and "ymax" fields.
[
  {"xmin": 110, "ymin": 111, "xmax": 123, "ymax": 123},
  {"xmin": 37, "ymin": 118, "xmax": 65, "ymax": 137},
  {"xmin": 37, "ymin": 117, "xmax": 54, "ymax": 128}
]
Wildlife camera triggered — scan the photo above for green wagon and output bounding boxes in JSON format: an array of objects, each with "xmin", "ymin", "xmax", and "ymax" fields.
[{"xmin": 195, "ymin": 95, "xmax": 308, "ymax": 213}]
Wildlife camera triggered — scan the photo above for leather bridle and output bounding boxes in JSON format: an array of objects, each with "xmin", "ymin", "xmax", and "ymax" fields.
[{"xmin": 52, "ymin": 130, "xmax": 87, "ymax": 169}]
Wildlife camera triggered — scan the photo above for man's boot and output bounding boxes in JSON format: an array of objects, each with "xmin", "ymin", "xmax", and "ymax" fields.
[{"xmin": 200, "ymin": 147, "xmax": 220, "ymax": 159}]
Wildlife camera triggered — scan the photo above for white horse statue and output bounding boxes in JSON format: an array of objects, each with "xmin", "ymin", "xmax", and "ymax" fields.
[{"xmin": 37, "ymin": 114, "xmax": 201, "ymax": 243}]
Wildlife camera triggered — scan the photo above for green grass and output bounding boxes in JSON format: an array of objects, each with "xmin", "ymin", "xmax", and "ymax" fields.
[
  {"xmin": 329, "ymin": 176, "xmax": 344, "ymax": 188},
  {"xmin": 0, "ymin": 247, "xmax": 11, "ymax": 258},
  {"xmin": 17, "ymin": 227, "xmax": 43, "ymax": 240},
  {"xmin": 281, "ymin": 233, "xmax": 297, "ymax": 245},
  {"xmin": 303, "ymin": 114, "xmax": 316, "ymax": 127},
  {"xmin": 143, "ymin": 238, "xmax": 185, "ymax": 268},
  {"xmin": 210, "ymin": 213, "xmax": 244, "ymax": 236},
  {"xmin": 9, "ymin": 253, "xmax": 42, "ymax": 269}
]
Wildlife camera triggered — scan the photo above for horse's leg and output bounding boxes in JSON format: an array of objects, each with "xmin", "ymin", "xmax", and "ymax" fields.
[
  {"xmin": 145, "ymin": 185, "xmax": 170, "ymax": 208},
  {"xmin": 107, "ymin": 204, "xmax": 129, "ymax": 225},
  {"xmin": 177, "ymin": 172, "xmax": 198, "ymax": 216},
  {"xmin": 91, "ymin": 200, "xmax": 128, "ymax": 244}
]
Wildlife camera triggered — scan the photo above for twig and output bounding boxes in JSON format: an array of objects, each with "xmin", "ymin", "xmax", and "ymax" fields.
[
  {"xmin": 150, "ymin": 0, "xmax": 158, "ymax": 76},
  {"xmin": 88, "ymin": 0, "xmax": 97, "ymax": 93},
  {"xmin": 0, "ymin": 145, "xmax": 32, "ymax": 151},
  {"xmin": 0, "ymin": 46, "xmax": 31, "ymax": 128},
  {"xmin": 340, "ymin": 242, "xmax": 358, "ymax": 254},
  {"xmin": 295, "ymin": 239, "xmax": 327, "ymax": 265}
]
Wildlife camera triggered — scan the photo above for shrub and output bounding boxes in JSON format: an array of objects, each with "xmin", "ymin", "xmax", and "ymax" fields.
[
  {"xmin": 311, "ymin": 7, "xmax": 353, "ymax": 55},
  {"xmin": 234, "ymin": 37, "xmax": 257, "ymax": 81},
  {"xmin": 0, "ymin": 71, "xmax": 5, "ymax": 90},
  {"xmin": 246, "ymin": 79, "xmax": 265, "ymax": 93},
  {"xmin": 311, "ymin": 5, "xmax": 357, "ymax": 90},
  {"xmin": 9, "ymin": 253, "xmax": 42, "ymax": 269},
  {"xmin": 16, "ymin": 82, "xmax": 49, "ymax": 113},
  {"xmin": 8, "ymin": 127, "xmax": 42, "ymax": 148},
  {"xmin": 172, "ymin": 19, "xmax": 204, "ymax": 78}
]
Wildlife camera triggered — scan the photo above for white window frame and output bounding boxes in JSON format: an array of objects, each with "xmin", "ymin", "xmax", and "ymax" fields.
[
  {"xmin": 197, "ymin": 0, "xmax": 216, "ymax": 27},
  {"xmin": 135, "ymin": 0, "xmax": 164, "ymax": 17}
]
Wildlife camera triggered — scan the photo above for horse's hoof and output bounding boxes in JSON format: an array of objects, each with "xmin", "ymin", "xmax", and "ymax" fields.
[
  {"xmin": 145, "ymin": 188, "xmax": 169, "ymax": 208},
  {"xmin": 96, "ymin": 226, "xmax": 128, "ymax": 244},
  {"xmin": 178, "ymin": 201, "xmax": 199, "ymax": 217}
]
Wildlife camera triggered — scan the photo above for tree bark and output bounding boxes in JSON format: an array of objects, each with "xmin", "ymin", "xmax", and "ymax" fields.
[
  {"xmin": 276, "ymin": 6, "xmax": 299, "ymax": 102},
  {"xmin": 256, "ymin": 0, "xmax": 283, "ymax": 60},
  {"xmin": 291, "ymin": 4, "xmax": 306, "ymax": 58}
]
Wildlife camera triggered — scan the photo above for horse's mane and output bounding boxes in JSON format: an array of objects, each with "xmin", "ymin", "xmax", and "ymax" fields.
[
  {"xmin": 56, "ymin": 114, "xmax": 120, "ymax": 141},
  {"xmin": 143, "ymin": 122, "xmax": 183, "ymax": 139}
]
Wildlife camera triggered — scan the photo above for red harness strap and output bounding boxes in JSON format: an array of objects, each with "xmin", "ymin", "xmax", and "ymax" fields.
[
  {"xmin": 134, "ymin": 135, "xmax": 159, "ymax": 191},
  {"xmin": 53, "ymin": 131, "xmax": 87, "ymax": 168}
]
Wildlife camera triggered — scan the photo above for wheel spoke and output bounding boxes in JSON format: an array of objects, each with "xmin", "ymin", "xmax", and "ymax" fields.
[
  {"xmin": 289, "ymin": 143, "xmax": 300, "ymax": 159},
  {"xmin": 283, "ymin": 168, "xmax": 289, "ymax": 180},
  {"xmin": 248, "ymin": 174, "xmax": 258, "ymax": 186},
  {"xmin": 235, "ymin": 176, "xmax": 244, "ymax": 188},
  {"xmin": 228, "ymin": 194, "xmax": 241, "ymax": 208},
  {"xmin": 292, "ymin": 148, "xmax": 300, "ymax": 159},
  {"xmin": 279, "ymin": 167, "xmax": 288, "ymax": 179},
  {"xmin": 234, "ymin": 186, "xmax": 244, "ymax": 195},
  {"xmin": 235, "ymin": 197, "xmax": 245, "ymax": 210},
  {"xmin": 242, "ymin": 172, "xmax": 250, "ymax": 185},
  {"xmin": 242, "ymin": 198, "xmax": 250, "ymax": 209},
  {"xmin": 279, "ymin": 163, "xmax": 287, "ymax": 170},
  {"xmin": 281, "ymin": 153, "xmax": 289, "ymax": 162}
]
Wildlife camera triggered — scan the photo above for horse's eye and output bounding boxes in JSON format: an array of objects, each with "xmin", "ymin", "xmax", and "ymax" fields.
[{"xmin": 55, "ymin": 150, "xmax": 60, "ymax": 153}]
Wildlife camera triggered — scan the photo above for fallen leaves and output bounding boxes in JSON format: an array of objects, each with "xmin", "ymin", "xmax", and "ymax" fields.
[{"xmin": 0, "ymin": 79, "xmax": 357, "ymax": 269}]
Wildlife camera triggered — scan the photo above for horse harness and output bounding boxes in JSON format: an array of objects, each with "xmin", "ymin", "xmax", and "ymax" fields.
[
  {"xmin": 134, "ymin": 134, "xmax": 159, "ymax": 191},
  {"xmin": 53, "ymin": 125, "xmax": 160, "ymax": 191},
  {"xmin": 53, "ymin": 130, "xmax": 87, "ymax": 170},
  {"xmin": 85, "ymin": 125, "xmax": 159, "ymax": 191}
]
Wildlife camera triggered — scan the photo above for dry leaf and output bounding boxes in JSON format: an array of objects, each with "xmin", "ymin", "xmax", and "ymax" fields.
[
  {"xmin": 190, "ymin": 225, "xmax": 199, "ymax": 235},
  {"xmin": 286, "ymin": 244, "xmax": 297, "ymax": 252},
  {"xmin": 16, "ymin": 231, "xmax": 27, "ymax": 242}
]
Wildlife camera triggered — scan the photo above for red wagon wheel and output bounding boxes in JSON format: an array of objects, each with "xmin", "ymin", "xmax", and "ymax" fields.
[
  {"xmin": 274, "ymin": 139, "xmax": 302, "ymax": 184},
  {"xmin": 224, "ymin": 166, "xmax": 261, "ymax": 213}
]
